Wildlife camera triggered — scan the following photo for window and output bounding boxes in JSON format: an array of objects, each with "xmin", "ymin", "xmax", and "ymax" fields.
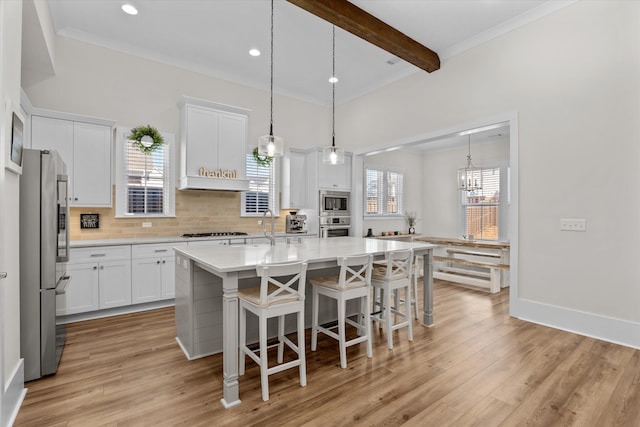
[
  {"xmin": 242, "ymin": 154, "xmax": 278, "ymax": 216},
  {"xmin": 460, "ymin": 167, "xmax": 500, "ymax": 240},
  {"xmin": 115, "ymin": 129, "xmax": 175, "ymax": 217},
  {"xmin": 364, "ymin": 167, "xmax": 404, "ymax": 216}
]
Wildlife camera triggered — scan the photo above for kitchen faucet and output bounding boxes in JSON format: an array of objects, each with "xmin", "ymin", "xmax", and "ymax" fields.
[{"xmin": 262, "ymin": 209, "xmax": 276, "ymax": 245}]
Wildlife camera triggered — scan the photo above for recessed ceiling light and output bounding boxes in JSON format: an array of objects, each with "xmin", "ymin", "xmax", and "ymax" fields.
[
  {"xmin": 249, "ymin": 49, "xmax": 261, "ymax": 57},
  {"xmin": 121, "ymin": 4, "xmax": 138, "ymax": 15},
  {"xmin": 329, "ymin": 76, "xmax": 338, "ymax": 83}
]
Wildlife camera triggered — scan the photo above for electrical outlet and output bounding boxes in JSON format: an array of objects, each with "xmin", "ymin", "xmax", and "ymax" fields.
[
  {"xmin": 142, "ymin": 222, "xmax": 152, "ymax": 228},
  {"xmin": 560, "ymin": 219, "xmax": 586, "ymax": 231}
]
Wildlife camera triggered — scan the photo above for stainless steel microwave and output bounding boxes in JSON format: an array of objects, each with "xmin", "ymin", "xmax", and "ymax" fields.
[{"xmin": 320, "ymin": 190, "xmax": 349, "ymax": 215}]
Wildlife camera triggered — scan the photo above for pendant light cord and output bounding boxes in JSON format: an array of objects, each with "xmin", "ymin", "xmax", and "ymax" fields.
[
  {"xmin": 269, "ymin": 0, "xmax": 274, "ymax": 137},
  {"xmin": 332, "ymin": 25, "xmax": 336, "ymax": 148}
]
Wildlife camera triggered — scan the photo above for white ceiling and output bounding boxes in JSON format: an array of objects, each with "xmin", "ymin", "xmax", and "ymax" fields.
[{"xmin": 45, "ymin": 0, "xmax": 573, "ymax": 106}]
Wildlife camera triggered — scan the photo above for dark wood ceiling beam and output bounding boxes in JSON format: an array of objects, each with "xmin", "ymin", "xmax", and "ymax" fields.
[{"xmin": 286, "ymin": 0, "xmax": 440, "ymax": 73}]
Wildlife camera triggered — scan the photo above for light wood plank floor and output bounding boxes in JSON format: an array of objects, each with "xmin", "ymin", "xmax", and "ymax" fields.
[{"xmin": 15, "ymin": 280, "xmax": 640, "ymax": 426}]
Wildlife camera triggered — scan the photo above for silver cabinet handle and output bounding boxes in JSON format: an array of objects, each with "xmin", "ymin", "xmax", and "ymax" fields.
[
  {"xmin": 0, "ymin": 272, "xmax": 7, "ymax": 279},
  {"xmin": 90, "ymin": 253, "xmax": 106, "ymax": 257},
  {"xmin": 93, "ymin": 266, "xmax": 98, "ymax": 270},
  {"xmin": 156, "ymin": 260, "xmax": 160, "ymax": 264},
  {"xmin": 154, "ymin": 249, "xmax": 168, "ymax": 253},
  {"xmin": 162, "ymin": 260, "xmax": 166, "ymax": 264}
]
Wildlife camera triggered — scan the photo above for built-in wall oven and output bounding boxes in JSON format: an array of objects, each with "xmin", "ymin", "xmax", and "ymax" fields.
[{"xmin": 319, "ymin": 216, "xmax": 351, "ymax": 238}]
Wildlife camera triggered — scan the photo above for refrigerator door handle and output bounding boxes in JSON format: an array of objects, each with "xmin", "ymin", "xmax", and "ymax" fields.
[{"xmin": 55, "ymin": 275, "xmax": 71, "ymax": 295}]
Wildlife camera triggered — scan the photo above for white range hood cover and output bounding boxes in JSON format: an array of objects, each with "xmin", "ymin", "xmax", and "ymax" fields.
[{"xmin": 179, "ymin": 175, "xmax": 250, "ymax": 192}]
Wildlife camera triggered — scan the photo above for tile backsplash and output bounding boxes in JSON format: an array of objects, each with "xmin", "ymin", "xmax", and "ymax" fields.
[{"xmin": 70, "ymin": 188, "xmax": 287, "ymax": 240}]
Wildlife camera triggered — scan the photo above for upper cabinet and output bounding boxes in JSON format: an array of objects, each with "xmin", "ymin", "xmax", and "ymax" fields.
[
  {"xmin": 178, "ymin": 96, "xmax": 250, "ymax": 191},
  {"xmin": 314, "ymin": 150, "xmax": 352, "ymax": 191},
  {"xmin": 281, "ymin": 148, "xmax": 308, "ymax": 209},
  {"xmin": 31, "ymin": 112, "xmax": 114, "ymax": 207}
]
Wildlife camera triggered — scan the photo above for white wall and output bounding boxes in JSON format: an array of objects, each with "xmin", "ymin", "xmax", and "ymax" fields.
[
  {"xmin": 421, "ymin": 139, "xmax": 509, "ymax": 239},
  {"xmin": 362, "ymin": 149, "xmax": 423, "ymax": 236},
  {"xmin": 341, "ymin": 0, "xmax": 640, "ymax": 346},
  {"xmin": 23, "ymin": 36, "xmax": 330, "ymax": 153},
  {"xmin": 1, "ymin": 0, "xmax": 25, "ymax": 424}
]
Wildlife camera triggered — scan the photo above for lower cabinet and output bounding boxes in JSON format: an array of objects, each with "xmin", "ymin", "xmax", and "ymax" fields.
[
  {"xmin": 58, "ymin": 245, "xmax": 132, "ymax": 316},
  {"xmin": 131, "ymin": 242, "xmax": 187, "ymax": 304}
]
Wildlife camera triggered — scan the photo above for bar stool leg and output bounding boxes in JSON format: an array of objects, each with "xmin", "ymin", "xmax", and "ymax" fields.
[
  {"xmin": 338, "ymin": 296, "xmax": 347, "ymax": 368},
  {"xmin": 259, "ymin": 314, "xmax": 269, "ymax": 401},
  {"xmin": 277, "ymin": 315, "xmax": 285, "ymax": 364},
  {"xmin": 311, "ymin": 287, "xmax": 319, "ymax": 351},
  {"xmin": 364, "ymin": 293, "xmax": 373, "ymax": 358},
  {"xmin": 384, "ymin": 286, "xmax": 393, "ymax": 349},
  {"xmin": 297, "ymin": 309, "xmax": 307, "ymax": 386}
]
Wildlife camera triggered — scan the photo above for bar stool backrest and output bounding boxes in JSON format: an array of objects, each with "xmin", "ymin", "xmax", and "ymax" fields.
[
  {"xmin": 336, "ymin": 254, "xmax": 373, "ymax": 290},
  {"xmin": 380, "ymin": 249, "xmax": 413, "ymax": 280},
  {"xmin": 255, "ymin": 261, "xmax": 308, "ymax": 307}
]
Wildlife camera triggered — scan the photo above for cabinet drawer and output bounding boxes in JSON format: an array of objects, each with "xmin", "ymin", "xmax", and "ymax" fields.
[
  {"xmin": 70, "ymin": 245, "xmax": 131, "ymax": 262},
  {"xmin": 132, "ymin": 242, "xmax": 188, "ymax": 258}
]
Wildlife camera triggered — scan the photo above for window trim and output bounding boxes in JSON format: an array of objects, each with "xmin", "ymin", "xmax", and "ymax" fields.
[
  {"xmin": 363, "ymin": 165, "xmax": 405, "ymax": 218},
  {"xmin": 114, "ymin": 127, "xmax": 176, "ymax": 218}
]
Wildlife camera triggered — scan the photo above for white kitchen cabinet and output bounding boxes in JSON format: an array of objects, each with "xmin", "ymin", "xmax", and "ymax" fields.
[
  {"xmin": 131, "ymin": 242, "xmax": 187, "ymax": 303},
  {"xmin": 58, "ymin": 245, "xmax": 131, "ymax": 315},
  {"xmin": 178, "ymin": 96, "xmax": 250, "ymax": 191},
  {"xmin": 31, "ymin": 113, "xmax": 114, "ymax": 207},
  {"xmin": 281, "ymin": 148, "xmax": 308, "ymax": 209},
  {"xmin": 317, "ymin": 151, "xmax": 352, "ymax": 190}
]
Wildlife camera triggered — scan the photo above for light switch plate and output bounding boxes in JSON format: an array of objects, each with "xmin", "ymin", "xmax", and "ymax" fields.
[{"xmin": 560, "ymin": 219, "xmax": 586, "ymax": 231}]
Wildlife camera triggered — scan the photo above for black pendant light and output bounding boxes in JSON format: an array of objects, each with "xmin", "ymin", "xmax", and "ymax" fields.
[
  {"xmin": 258, "ymin": 0, "xmax": 284, "ymax": 157},
  {"xmin": 322, "ymin": 25, "xmax": 345, "ymax": 165}
]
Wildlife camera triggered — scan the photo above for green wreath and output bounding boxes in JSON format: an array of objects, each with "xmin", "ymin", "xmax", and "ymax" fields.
[
  {"xmin": 252, "ymin": 147, "xmax": 273, "ymax": 167},
  {"xmin": 128, "ymin": 125, "xmax": 164, "ymax": 154}
]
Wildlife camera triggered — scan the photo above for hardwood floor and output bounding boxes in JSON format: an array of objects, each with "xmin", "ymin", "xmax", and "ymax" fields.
[{"xmin": 15, "ymin": 281, "xmax": 640, "ymax": 426}]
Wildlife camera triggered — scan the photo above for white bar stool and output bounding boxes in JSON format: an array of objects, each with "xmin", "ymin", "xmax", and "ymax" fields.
[
  {"xmin": 238, "ymin": 260, "xmax": 308, "ymax": 401},
  {"xmin": 371, "ymin": 249, "xmax": 414, "ymax": 349},
  {"xmin": 310, "ymin": 254, "xmax": 374, "ymax": 368}
]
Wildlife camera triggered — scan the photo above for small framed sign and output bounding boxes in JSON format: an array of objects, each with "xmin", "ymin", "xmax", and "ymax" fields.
[
  {"xmin": 80, "ymin": 214, "xmax": 100, "ymax": 229},
  {"xmin": 6, "ymin": 109, "xmax": 24, "ymax": 175}
]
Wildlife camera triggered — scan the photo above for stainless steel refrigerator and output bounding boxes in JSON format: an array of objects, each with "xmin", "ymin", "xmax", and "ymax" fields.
[{"xmin": 20, "ymin": 149, "xmax": 71, "ymax": 381}]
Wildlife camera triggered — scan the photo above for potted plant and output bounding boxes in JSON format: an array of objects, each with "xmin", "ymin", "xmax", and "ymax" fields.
[{"xmin": 405, "ymin": 211, "xmax": 417, "ymax": 234}]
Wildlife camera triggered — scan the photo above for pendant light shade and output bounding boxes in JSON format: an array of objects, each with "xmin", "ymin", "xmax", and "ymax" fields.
[
  {"xmin": 258, "ymin": 0, "xmax": 284, "ymax": 158},
  {"xmin": 458, "ymin": 134, "xmax": 483, "ymax": 192},
  {"xmin": 322, "ymin": 26, "xmax": 345, "ymax": 165}
]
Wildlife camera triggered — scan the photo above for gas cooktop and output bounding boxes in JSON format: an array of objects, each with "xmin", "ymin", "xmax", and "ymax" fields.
[{"xmin": 182, "ymin": 232, "xmax": 249, "ymax": 238}]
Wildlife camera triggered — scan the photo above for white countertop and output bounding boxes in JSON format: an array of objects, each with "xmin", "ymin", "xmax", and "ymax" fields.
[
  {"xmin": 70, "ymin": 232, "xmax": 316, "ymax": 248},
  {"xmin": 174, "ymin": 236, "xmax": 438, "ymax": 273}
]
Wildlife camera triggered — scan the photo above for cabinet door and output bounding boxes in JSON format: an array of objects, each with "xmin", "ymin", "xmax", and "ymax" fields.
[
  {"xmin": 72, "ymin": 122, "xmax": 112, "ymax": 207},
  {"xmin": 218, "ymin": 112, "xmax": 247, "ymax": 176},
  {"xmin": 31, "ymin": 116, "xmax": 74, "ymax": 197},
  {"xmin": 318, "ymin": 153, "xmax": 351, "ymax": 190},
  {"xmin": 185, "ymin": 106, "xmax": 218, "ymax": 176},
  {"xmin": 131, "ymin": 258, "xmax": 163, "ymax": 304},
  {"xmin": 161, "ymin": 255, "xmax": 176, "ymax": 299},
  {"xmin": 57, "ymin": 262, "xmax": 99, "ymax": 315},
  {"xmin": 99, "ymin": 259, "xmax": 132, "ymax": 309},
  {"xmin": 282, "ymin": 150, "xmax": 307, "ymax": 209}
]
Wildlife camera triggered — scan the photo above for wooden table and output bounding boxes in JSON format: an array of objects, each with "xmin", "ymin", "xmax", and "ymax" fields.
[{"xmin": 174, "ymin": 236, "xmax": 438, "ymax": 408}]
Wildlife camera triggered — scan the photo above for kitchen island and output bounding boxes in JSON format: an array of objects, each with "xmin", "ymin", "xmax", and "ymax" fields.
[{"xmin": 174, "ymin": 236, "xmax": 438, "ymax": 408}]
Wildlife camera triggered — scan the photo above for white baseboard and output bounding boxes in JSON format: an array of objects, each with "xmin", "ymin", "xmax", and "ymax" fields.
[
  {"xmin": 3, "ymin": 358, "xmax": 26, "ymax": 427},
  {"xmin": 512, "ymin": 298, "xmax": 640, "ymax": 349}
]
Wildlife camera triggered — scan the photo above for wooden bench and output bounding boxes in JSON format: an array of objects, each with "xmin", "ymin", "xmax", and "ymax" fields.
[
  {"xmin": 446, "ymin": 248, "xmax": 501, "ymax": 259},
  {"xmin": 433, "ymin": 255, "xmax": 509, "ymax": 293}
]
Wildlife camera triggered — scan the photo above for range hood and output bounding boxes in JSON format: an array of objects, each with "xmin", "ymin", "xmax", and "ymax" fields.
[
  {"xmin": 178, "ymin": 96, "xmax": 251, "ymax": 192},
  {"xmin": 179, "ymin": 174, "xmax": 249, "ymax": 192}
]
